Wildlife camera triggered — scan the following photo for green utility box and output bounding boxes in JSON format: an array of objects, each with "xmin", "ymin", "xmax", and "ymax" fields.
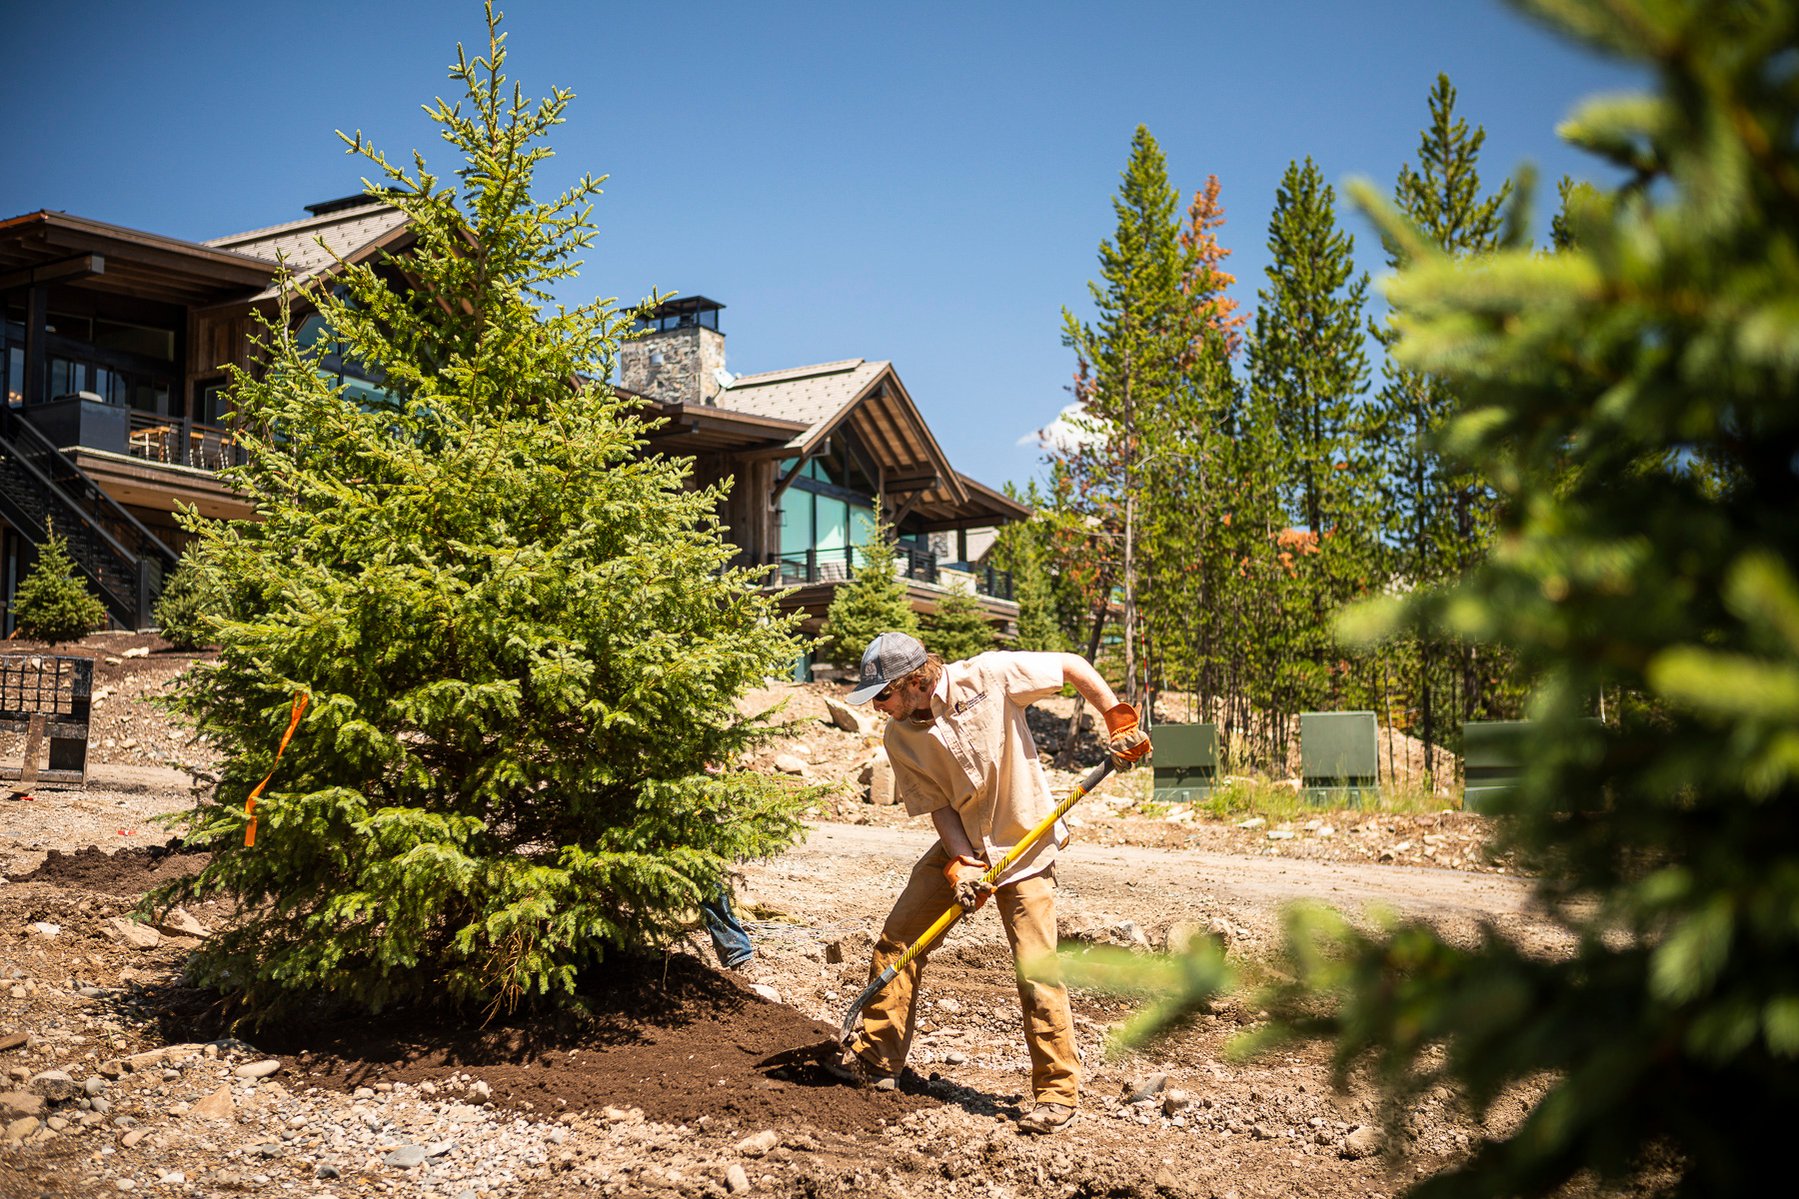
[
  {"xmin": 1462, "ymin": 720, "xmax": 1533, "ymax": 814},
  {"xmin": 1149, "ymin": 723, "xmax": 1218, "ymax": 804},
  {"xmin": 1300, "ymin": 711, "xmax": 1379, "ymax": 806}
]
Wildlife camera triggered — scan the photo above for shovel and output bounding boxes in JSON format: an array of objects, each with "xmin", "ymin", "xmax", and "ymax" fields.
[{"xmin": 836, "ymin": 758, "xmax": 1116, "ymax": 1046}]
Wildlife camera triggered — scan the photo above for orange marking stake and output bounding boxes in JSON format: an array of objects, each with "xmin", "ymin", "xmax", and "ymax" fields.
[{"xmin": 245, "ymin": 692, "xmax": 311, "ymax": 847}]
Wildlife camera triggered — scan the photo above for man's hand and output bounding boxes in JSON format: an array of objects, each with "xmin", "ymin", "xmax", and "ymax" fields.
[
  {"xmin": 942, "ymin": 854, "xmax": 993, "ymax": 912},
  {"xmin": 1103, "ymin": 702, "xmax": 1152, "ymax": 771}
]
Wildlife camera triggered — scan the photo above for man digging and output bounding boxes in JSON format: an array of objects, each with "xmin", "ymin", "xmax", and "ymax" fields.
[{"xmin": 829, "ymin": 632, "xmax": 1150, "ymax": 1134}]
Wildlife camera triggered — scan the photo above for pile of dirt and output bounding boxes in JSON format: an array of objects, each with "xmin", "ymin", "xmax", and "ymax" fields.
[
  {"xmin": 188, "ymin": 955, "xmax": 930, "ymax": 1135},
  {"xmin": 18, "ymin": 843, "xmax": 209, "ymax": 895}
]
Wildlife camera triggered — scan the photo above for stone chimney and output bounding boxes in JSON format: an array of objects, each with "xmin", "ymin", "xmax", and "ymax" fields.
[{"xmin": 618, "ymin": 295, "xmax": 728, "ymax": 405}]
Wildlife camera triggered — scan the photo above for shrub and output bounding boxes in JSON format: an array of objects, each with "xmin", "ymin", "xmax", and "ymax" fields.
[
  {"xmin": 152, "ymin": 553, "xmax": 224, "ymax": 649},
  {"xmin": 10, "ymin": 529, "xmax": 105, "ymax": 642},
  {"xmin": 922, "ymin": 579, "xmax": 997, "ymax": 663},
  {"xmin": 817, "ymin": 519, "xmax": 920, "ymax": 669}
]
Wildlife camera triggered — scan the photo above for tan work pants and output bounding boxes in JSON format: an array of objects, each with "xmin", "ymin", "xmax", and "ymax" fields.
[{"xmin": 850, "ymin": 841, "xmax": 1079, "ymax": 1107}]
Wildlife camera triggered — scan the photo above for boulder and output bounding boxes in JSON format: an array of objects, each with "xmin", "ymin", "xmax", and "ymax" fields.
[
  {"xmin": 1341, "ymin": 1124, "xmax": 1383, "ymax": 1159},
  {"xmin": 865, "ymin": 752, "xmax": 896, "ymax": 806},
  {"xmin": 100, "ymin": 918, "xmax": 162, "ymax": 950},
  {"xmin": 1058, "ymin": 913, "xmax": 1151, "ymax": 953},
  {"xmin": 1122, "ymin": 1072, "xmax": 1169, "ymax": 1104},
  {"xmin": 155, "ymin": 907, "xmax": 209, "ymax": 939},
  {"xmin": 824, "ymin": 697, "xmax": 874, "ymax": 737},
  {"xmin": 0, "ymin": 1091, "xmax": 45, "ymax": 1119},
  {"xmin": 772, "ymin": 754, "xmax": 808, "ymax": 776},
  {"xmin": 1162, "ymin": 918, "xmax": 1233, "ymax": 957},
  {"xmin": 734, "ymin": 1129, "xmax": 779, "ymax": 1156},
  {"xmin": 28, "ymin": 1071, "xmax": 78, "ymax": 1102},
  {"xmin": 188, "ymin": 1085, "xmax": 233, "ymax": 1120}
]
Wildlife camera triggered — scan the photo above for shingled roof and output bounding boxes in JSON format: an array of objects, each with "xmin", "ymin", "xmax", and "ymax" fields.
[
  {"xmin": 715, "ymin": 358, "xmax": 887, "ymax": 435},
  {"xmin": 206, "ymin": 201, "xmax": 411, "ymax": 299}
]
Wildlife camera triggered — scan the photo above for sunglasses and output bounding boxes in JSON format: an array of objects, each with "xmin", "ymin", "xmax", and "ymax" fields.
[{"xmin": 874, "ymin": 682, "xmax": 898, "ymax": 703}]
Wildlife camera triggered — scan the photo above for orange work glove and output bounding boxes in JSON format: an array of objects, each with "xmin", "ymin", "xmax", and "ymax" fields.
[
  {"xmin": 1102, "ymin": 702, "xmax": 1152, "ymax": 771},
  {"xmin": 942, "ymin": 854, "xmax": 993, "ymax": 912}
]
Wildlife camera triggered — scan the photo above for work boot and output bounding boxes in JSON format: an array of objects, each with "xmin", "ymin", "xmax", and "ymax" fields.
[
  {"xmin": 1017, "ymin": 1102, "xmax": 1076, "ymax": 1135},
  {"xmin": 823, "ymin": 1046, "xmax": 898, "ymax": 1091}
]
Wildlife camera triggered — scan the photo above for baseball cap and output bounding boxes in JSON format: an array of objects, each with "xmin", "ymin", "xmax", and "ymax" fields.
[{"xmin": 846, "ymin": 631, "xmax": 928, "ymax": 704}]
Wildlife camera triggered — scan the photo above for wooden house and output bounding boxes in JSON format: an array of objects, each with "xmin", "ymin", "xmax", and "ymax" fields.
[{"xmin": 1, "ymin": 204, "xmax": 1026, "ymax": 659}]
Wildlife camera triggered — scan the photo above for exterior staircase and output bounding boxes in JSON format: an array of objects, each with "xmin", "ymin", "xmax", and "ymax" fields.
[{"xmin": 0, "ymin": 406, "xmax": 179, "ymax": 630}]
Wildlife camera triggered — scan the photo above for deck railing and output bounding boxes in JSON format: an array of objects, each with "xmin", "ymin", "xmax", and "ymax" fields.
[
  {"xmin": 125, "ymin": 412, "xmax": 246, "ymax": 471},
  {"xmin": 766, "ymin": 545, "xmax": 1012, "ymax": 600}
]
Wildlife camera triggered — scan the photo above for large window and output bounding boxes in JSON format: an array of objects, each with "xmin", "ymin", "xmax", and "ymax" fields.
[
  {"xmin": 296, "ymin": 310, "xmax": 397, "ymax": 409},
  {"xmin": 777, "ymin": 458, "xmax": 877, "ymax": 578},
  {"xmin": 2, "ymin": 316, "xmax": 175, "ymax": 414}
]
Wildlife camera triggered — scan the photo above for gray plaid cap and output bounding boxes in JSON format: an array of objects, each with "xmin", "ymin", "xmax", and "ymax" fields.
[{"xmin": 847, "ymin": 631, "xmax": 928, "ymax": 704}]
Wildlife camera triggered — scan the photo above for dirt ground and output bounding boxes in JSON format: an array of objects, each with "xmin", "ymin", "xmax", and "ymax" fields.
[{"xmin": 0, "ymin": 636, "xmax": 1594, "ymax": 1199}]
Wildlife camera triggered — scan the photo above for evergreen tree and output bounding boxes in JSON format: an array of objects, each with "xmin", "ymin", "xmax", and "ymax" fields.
[
  {"xmin": 1083, "ymin": 4, "xmax": 1799, "ymax": 1193},
  {"xmin": 987, "ymin": 484, "xmax": 1070, "ymax": 654},
  {"xmin": 1250, "ymin": 158, "xmax": 1371, "ymax": 551},
  {"xmin": 153, "ymin": 551, "xmax": 227, "ymax": 650},
  {"xmin": 923, "ymin": 580, "xmax": 996, "ymax": 663},
  {"xmin": 1143, "ymin": 176, "xmax": 1250, "ymax": 726},
  {"xmin": 1060, "ymin": 126, "xmax": 1192, "ymax": 705},
  {"xmin": 159, "ymin": 6, "xmax": 807, "ymax": 1020},
  {"xmin": 1179, "ymin": 175, "xmax": 1248, "ymax": 359},
  {"xmin": 1361, "ymin": 73, "xmax": 1513, "ymax": 773},
  {"xmin": 1246, "ymin": 157, "xmax": 1374, "ymax": 718},
  {"xmin": 818, "ymin": 518, "xmax": 920, "ymax": 669},
  {"xmin": 10, "ymin": 527, "xmax": 106, "ymax": 643}
]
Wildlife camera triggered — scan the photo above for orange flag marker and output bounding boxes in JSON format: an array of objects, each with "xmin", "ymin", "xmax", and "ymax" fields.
[{"xmin": 244, "ymin": 692, "xmax": 311, "ymax": 847}]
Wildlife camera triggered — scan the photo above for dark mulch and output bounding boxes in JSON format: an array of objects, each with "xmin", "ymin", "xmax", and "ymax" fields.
[
  {"xmin": 17, "ymin": 843, "xmax": 209, "ymax": 895},
  {"xmin": 23, "ymin": 842, "xmax": 933, "ymax": 1134},
  {"xmin": 232, "ymin": 955, "xmax": 931, "ymax": 1134}
]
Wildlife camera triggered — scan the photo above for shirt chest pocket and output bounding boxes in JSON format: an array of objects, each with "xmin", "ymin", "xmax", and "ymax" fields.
[{"xmin": 938, "ymin": 694, "xmax": 999, "ymax": 796}]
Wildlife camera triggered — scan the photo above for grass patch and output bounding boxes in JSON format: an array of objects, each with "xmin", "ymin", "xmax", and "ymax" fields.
[{"xmin": 1175, "ymin": 775, "xmax": 1457, "ymax": 822}]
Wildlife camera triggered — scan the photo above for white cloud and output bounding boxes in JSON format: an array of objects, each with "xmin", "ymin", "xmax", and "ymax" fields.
[{"xmin": 1019, "ymin": 401, "xmax": 1106, "ymax": 453}]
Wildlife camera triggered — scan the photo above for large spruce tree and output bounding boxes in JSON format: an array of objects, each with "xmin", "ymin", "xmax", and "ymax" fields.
[
  {"xmin": 1260, "ymin": 3, "xmax": 1799, "ymax": 1194},
  {"xmin": 1060, "ymin": 126, "xmax": 1191, "ymax": 705},
  {"xmin": 1247, "ymin": 157, "xmax": 1373, "ymax": 716},
  {"xmin": 1361, "ymin": 73, "xmax": 1513, "ymax": 772},
  {"xmin": 162, "ymin": 6, "xmax": 807, "ymax": 1019}
]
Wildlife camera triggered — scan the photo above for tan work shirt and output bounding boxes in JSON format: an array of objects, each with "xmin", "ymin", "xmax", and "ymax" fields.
[{"xmin": 885, "ymin": 651, "xmax": 1066, "ymax": 885}]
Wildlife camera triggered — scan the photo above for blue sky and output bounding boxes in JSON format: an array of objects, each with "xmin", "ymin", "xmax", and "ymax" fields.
[{"xmin": 5, "ymin": 1, "xmax": 1647, "ymax": 491}]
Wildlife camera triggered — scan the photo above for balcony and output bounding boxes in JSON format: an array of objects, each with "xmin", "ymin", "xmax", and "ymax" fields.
[
  {"xmin": 766, "ymin": 543, "xmax": 1013, "ymax": 601},
  {"xmin": 19, "ymin": 394, "xmax": 244, "ymax": 472},
  {"xmin": 125, "ymin": 411, "xmax": 245, "ymax": 471}
]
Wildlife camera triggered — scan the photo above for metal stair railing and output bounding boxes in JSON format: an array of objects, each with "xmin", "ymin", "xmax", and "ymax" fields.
[{"xmin": 0, "ymin": 407, "xmax": 178, "ymax": 629}]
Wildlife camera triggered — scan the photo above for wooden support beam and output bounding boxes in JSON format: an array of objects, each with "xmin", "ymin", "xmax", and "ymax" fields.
[
  {"xmin": 771, "ymin": 451, "xmax": 815, "ymax": 504},
  {"xmin": 0, "ymin": 253, "xmax": 104, "ymax": 293},
  {"xmin": 883, "ymin": 470, "xmax": 941, "ymax": 493},
  {"xmin": 839, "ymin": 427, "xmax": 882, "ymax": 496},
  {"xmin": 23, "ymin": 284, "xmax": 47, "ymax": 408},
  {"xmin": 886, "ymin": 489, "xmax": 924, "ymax": 525}
]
